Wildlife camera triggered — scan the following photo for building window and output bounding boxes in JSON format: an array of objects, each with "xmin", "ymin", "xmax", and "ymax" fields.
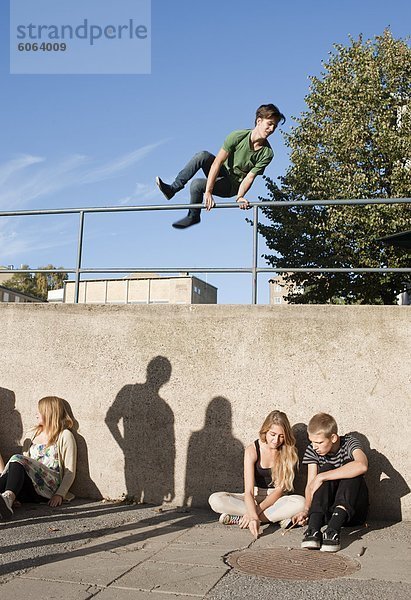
[
  {"xmin": 274, "ymin": 285, "xmax": 282, "ymax": 292},
  {"xmin": 3, "ymin": 292, "xmax": 9, "ymax": 302},
  {"xmin": 274, "ymin": 297, "xmax": 282, "ymax": 304},
  {"xmin": 194, "ymin": 286, "xmax": 201, "ymax": 295}
]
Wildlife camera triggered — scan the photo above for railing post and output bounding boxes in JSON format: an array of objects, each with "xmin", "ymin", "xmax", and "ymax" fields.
[
  {"xmin": 252, "ymin": 204, "xmax": 258, "ymax": 305},
  {"xmin": 74, "ymin": 210, "xmax": 85, "ymax": 304}
]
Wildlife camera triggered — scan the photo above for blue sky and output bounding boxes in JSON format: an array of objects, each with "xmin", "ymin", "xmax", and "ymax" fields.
[{"xmin": 1, "ymin": 0, "xmax": 410, "ymax": 303}]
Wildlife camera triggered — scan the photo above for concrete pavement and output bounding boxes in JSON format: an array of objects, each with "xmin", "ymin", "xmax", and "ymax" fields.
[{"xmin": 0, "ymin": 500, "xmax": 410, "ymax": 599}]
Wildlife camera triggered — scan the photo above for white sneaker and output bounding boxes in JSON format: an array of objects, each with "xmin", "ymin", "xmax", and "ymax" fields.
[
  {"xmin": 0, "ymin": 492, "xmax": 14, "ymax": 520},
  {"xmin": 279, "ymin": 518, "xmax": 292, "ymax": 529},
  {"xmin": 219, "ymin": 513, "xmax": 241, "ymax": 525}
]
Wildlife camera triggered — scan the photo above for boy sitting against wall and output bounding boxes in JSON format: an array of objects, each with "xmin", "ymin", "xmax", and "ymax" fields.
[{"xmin": 293, "ymin": 412, "xmax": 369, "ymax": 552}]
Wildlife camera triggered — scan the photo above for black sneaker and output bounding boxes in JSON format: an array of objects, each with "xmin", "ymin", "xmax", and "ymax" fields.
[
  {"xmin": 320, "ymin": 528, "xmax": 341, "ymax": 552},
  {"xmin": 156, "ymin": 176, "xmax": 175, "ymax": 200},
  {"xmin": 301, "ymin": 528, "xmax": 322, "ymax": 549},
  {"xmin": 172, "ymin": 214, "xmax": 201, "ymax": 229}
]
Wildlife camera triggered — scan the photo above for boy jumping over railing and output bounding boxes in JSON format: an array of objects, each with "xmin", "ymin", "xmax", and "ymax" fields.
[{"xmin": 156, "ymin": 103, "xmax": 285, "ymax": 229}]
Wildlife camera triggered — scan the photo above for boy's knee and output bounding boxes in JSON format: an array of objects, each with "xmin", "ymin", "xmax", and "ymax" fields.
[
  {"xmin": 190, "ymin": 178, "xmax": 206, "ymax": 194},
  {"xmin": 194, "ymin": 150, "xmax": 213, "ymax": 162}
]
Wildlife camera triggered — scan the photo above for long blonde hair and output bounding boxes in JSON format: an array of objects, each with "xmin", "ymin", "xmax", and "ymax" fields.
[
  {"xmin": 259, "ymin": 410, "xmax": 298, "ymax": 492},
  {"xmin": 35, "ymin": 396, "xmax": 73, "ymax": 446}
]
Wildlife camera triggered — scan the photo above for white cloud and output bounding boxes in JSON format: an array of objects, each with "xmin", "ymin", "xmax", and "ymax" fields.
[
  {"xmin": 0, "ymin": 154, "xmax": 89, "ymax": 210},
  {"xmin": 0, "ymin": 140, "xmax": 168, "ymax": 211},
  {"xmin": 117, "ymin": 182, "xmax": 158, "ymax": 205},
  {"xmin": 79, "ymin": 140, "xmax": 169, "ymax": 184},
  {"xmin": 0, "ymin": 154, "xmax": 44, "ymax": 186},
  {"xmin": 0, "ymin": 141, "xmax": 170, "ymax": 263},
  {"xmin": 0, "ymin": 221, "xmax": 75, "ymax": 260}
]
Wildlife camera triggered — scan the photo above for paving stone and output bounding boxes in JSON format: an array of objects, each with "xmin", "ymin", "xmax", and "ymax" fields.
[
  {"xmin": 113, "ymin": 561, "xmax": 229, "ymax": 596},
  {"xmin": 84, "ymin": 525, "xmax": 187, "ymax": 552},
  {"xmin": 150, "ymin": 544, "xmax": 228, "ymax": 567},
  {"xmin": 174, "ymin": 525, "xmax": 252, "ymax": 550},
  {"xmin": 340, "ymin": 540, "xmax": 411, "ymax": 584},
  {"xmin": 96, "ymin": 589, "xmax": 201, "ymax": 600},
  {"xmin": 0, "ymin": 577, "xmax": 100, "ymax": 600},
  {"xmin": 19, "ymin": 550, "xmax": 141, "ymax": 587}
]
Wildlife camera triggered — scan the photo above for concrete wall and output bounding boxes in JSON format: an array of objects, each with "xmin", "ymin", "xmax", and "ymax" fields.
[{"xmin": 0, "ymin": 304, "xmax": 410, "ymax": 520}]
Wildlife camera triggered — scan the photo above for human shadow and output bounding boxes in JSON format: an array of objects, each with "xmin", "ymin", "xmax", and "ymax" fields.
[
  {"xmin": 184, "ymin": 396, "xmax": 244, "ymax": 507},
  {"xmin": 350, "ymin": 431, "xmax": 410, "ymax": 523},
  {"xmin": 0, "ymin": 387, "xmax": 23, "ymax": 461},
  {"xmin": 292, "ymin": 422, "xmax": 308, "ymax": 497},
  {"xmin": 105, "ymin": 356, "xmax": 175, "ymax": 505},
  {"xmin": 61, "ymin": 400, "xmax": 102, "ymax": 500}
]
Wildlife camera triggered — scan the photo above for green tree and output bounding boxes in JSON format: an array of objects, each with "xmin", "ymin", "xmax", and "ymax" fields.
[
  {"xmin": 6, "ymin": 265, "xmax": 68, "ymax": 301},
  {"xmin": 259, "ymin": 30, "xmax": 411, "ymax": 304}
]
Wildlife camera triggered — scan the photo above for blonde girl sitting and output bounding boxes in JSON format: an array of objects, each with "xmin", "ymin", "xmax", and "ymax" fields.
[
  {"xmin": 209, "ymin": 410, "xmax": 305, "ymax": 538},
  {"xmin": 0, "ymin": 396, "xmax": 77, "ymax": 521}
]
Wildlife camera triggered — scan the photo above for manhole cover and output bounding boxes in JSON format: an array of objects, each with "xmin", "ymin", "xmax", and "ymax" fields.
[{"xmin": 227, "ymin": 547, "xmax": 360, "ymax": 580}]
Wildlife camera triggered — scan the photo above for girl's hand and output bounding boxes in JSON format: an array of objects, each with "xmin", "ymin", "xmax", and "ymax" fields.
[
  {"xmin": 240, "ymin": 514, "xmax": 260, "ymax": 539},
  {"xmin": 48, "ymin": 494, "xmax": 63, "ymax": 507}
]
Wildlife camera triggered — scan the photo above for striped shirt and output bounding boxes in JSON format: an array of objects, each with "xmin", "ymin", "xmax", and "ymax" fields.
[{"xmin": 302, "ymin": 435, "xmax": 362, "ymax": 469}]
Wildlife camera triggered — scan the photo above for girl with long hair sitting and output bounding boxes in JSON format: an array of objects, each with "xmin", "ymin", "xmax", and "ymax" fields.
[
  {"xmin": 0, "ymin": 396, "xmax": 77, "ymax": 521},
  {"xmin": 209, "ymin": 410, "xmax": 304, "ymax": 538}
]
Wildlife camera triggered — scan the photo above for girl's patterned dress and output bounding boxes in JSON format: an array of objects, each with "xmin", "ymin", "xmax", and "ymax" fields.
[{"xmin": 6, "ymin": 442, "xmax": 61, "ymax": 499}]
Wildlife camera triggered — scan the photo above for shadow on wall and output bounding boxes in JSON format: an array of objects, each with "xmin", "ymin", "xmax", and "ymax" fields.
[
  {"xmin": 350, "ymin": 431, "xmax": 410, "ymax": 522},
  {"xmin": 62, "ymin": 400, "xmax": 102, "ymax": 500},
  {"xmin": 184, "ymin": 396, "xmax": 244, "ymax": 507},
  {"xmin": 105, "ymin": 356, "xmax": 175, "ymax": 505},
  {"xmin": 292, "ymin": 422, "xmax": 308, "ymax": 497},
  {"xmin": 0, "ymin": 388, "xmax": 23, "ymax": 461}
]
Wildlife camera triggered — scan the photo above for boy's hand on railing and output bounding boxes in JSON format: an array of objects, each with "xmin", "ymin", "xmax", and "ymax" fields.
[
  {"xmin": 204, "ymin": 191, "xmax": 215, "ymax": 211},
  {"xmin": 236, "ymin": 196, "xmax": 250, "ymax": 210}
]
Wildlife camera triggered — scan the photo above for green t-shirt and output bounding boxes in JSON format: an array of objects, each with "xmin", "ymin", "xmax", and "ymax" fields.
[{"xmin": 222, "ymin": 129, "xmax": 274, "ymax": 192}]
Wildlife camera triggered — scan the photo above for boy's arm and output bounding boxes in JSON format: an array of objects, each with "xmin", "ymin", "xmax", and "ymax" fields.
[
  {"xmin": 236, "ymin": 172, "xmax": 257, "ymax": 210},
  {"xmin": 292, "ymin": 463, "xmax": 318, "ymax": 524},
  {"xmin": 314, "ymin": 449, "xmax": 368, "ymax": 486},
  {"xmin": 204, "ymin": 148, "xmax": 229, "ymax": 210},
  {"xmin": 306, "ymin": 449, "xmax": 368, "ymax": 501}
]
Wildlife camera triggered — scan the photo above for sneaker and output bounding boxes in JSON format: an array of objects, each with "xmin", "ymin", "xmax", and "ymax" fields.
[
  {"xmin": 301, "ymin": 528, "xmax": 322, "ymax": 549},
  {"xmin": 320, "ymin": 528, "xmax": 341, "ymax": 552},
  {"xmin": 172, "ymin": 214, "xmax": 201, "ymax": 229},
  {"xmin": 219, "ymin": 513, "xmax": 241, "ymax": 525},
  {"xmin": 156, "ymin": 176, "xmax": 175, "ymax": 200},
  {"xmin": 0, "ymin": 493, "xmax": 14, "ymax": 521},
  {"xmin": 279, "ymin": 518, "xmax": 292, "ymax": 529}
]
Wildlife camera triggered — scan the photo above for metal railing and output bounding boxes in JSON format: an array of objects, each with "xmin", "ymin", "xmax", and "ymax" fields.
[{"xmin": 1, "ymin": 197, "xmax": 410, "ymax": 304}]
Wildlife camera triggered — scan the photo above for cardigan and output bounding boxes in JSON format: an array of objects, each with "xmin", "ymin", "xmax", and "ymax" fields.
[{"xmin": 23, "ymin": 428, "xmax": 77, "ymax": 501}]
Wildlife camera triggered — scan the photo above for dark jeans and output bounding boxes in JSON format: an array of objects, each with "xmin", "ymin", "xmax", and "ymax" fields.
[
  {"xmin": 171, "ymin": 151, "xmax": 234, "ymax": 217},
  {"xmin": 309, "ymin": 464, "xmax": 369, "ymax": 526},
  {"xmin": 0, "ymin": 461, "xmax": 45, "ymax": 503}
]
